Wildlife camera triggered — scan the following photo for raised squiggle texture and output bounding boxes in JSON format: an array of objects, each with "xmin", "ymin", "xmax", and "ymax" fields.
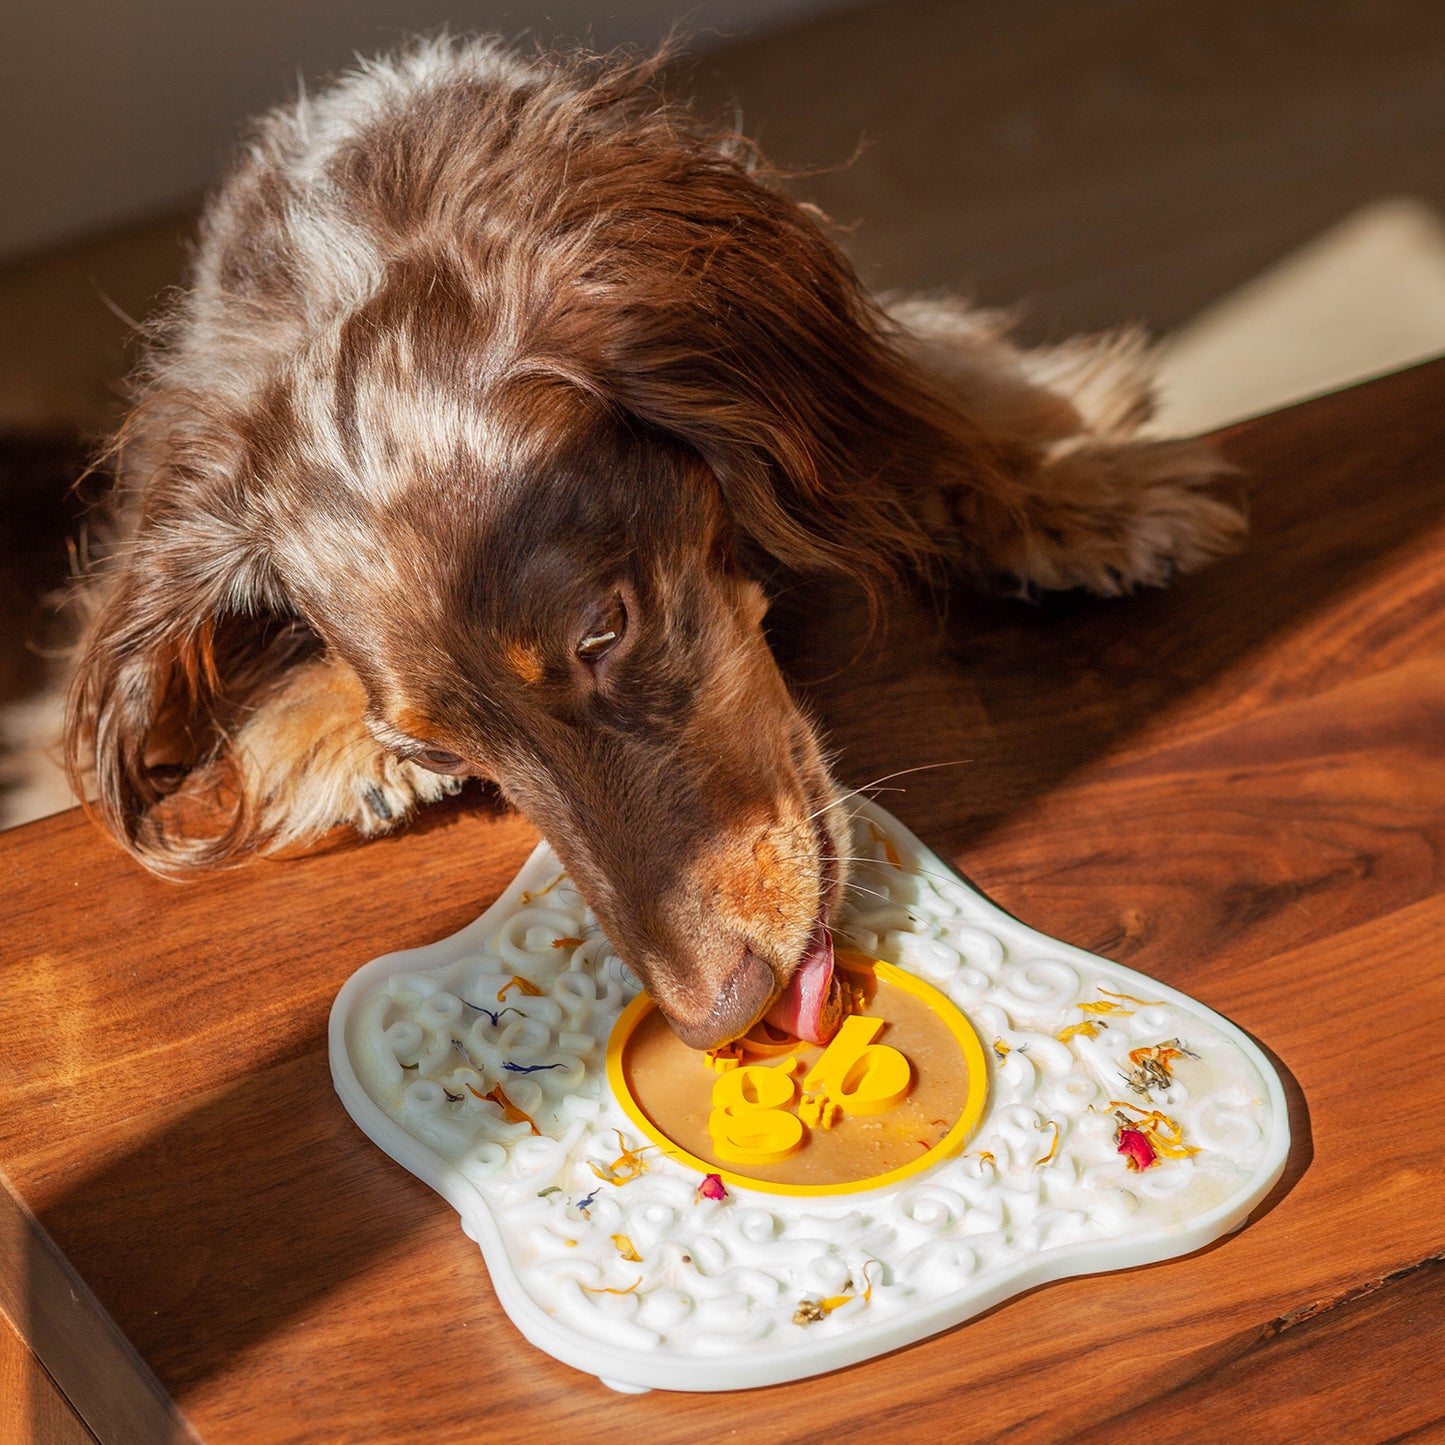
[{"xmin": 330, "ymin": 802, "xmax": 1288, "ymax": 1392}]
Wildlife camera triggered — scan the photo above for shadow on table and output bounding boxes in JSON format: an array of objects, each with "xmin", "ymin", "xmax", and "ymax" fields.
[{"xmin": 771, "ymin": 359, "xmax": 1445, "ymax": 921}]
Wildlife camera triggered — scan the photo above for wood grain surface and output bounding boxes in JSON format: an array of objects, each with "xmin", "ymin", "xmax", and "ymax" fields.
[
  {"xmin": 3, "ymin": 360, "xmax": 1444, "ymax": 1443},
  {"xmin": 1, "ymin": 1310, "xmax": 97, "ymax": 1445}
]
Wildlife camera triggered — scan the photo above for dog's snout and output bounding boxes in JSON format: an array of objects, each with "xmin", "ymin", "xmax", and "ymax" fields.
[{"xmin": 667, "ymin": 948, "xmax": 774, "ymax": 1051}]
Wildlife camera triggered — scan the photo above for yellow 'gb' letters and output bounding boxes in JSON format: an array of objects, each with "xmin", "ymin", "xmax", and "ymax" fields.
[
  {"xmin": 706, "ymin": 1016, "xmax": 917, "ymax": 1167},
  {"xmin": 611, "ymin": 959, "xmax": 988, "ymax": 1196}
]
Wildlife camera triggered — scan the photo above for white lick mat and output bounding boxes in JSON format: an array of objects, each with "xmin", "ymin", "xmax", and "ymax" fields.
[{"xmin": 330, "ymin": 801, "xmax": 1289, "ymax": 1393}]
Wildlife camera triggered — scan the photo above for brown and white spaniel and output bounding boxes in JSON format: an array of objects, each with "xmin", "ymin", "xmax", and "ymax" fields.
[{"xmin": 64, "ymin": 37, "xmax": 1243, "ymax": 1049}]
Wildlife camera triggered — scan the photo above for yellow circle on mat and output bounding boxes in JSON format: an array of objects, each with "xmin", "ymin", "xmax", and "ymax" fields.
[{"xmin": 606, "ymin": 960, "xmax": 989, "ymax": 1197}]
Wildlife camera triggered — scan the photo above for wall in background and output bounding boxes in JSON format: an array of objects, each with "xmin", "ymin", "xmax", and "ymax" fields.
[{"xmin": 0, "ymin": 0, "xmax": 857, "ymax": 263}]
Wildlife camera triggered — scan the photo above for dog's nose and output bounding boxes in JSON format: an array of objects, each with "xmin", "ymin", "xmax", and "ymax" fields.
[{"xmin": 668, "ymin": 948, "xmax": 774, "ymax": 1051}]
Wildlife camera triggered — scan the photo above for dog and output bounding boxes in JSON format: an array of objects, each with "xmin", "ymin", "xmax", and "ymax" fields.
[{"xmin": 62, "ymin": 37, "xmax": 1244, "ymax": 1051}]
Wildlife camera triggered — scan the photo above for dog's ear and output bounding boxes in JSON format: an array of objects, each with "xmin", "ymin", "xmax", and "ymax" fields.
[
  {"xmin": 569, "ymin": 150, "xmax": 1022, "ymax": 601},
  {"xmin": 64, "ymin": 405, "xmax": 305, "ymax": 875}
]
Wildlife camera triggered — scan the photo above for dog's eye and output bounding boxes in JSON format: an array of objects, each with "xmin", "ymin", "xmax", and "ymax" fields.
[
  {"xmin": 576, "ymin": 597, "xmax": 626, "ymax": 664},
  {"xmin": 577, "ymin": 627, "xmax": 619, "ymax": 662},
  {"xmin": 413, "ymin": 747, "xmax": 466, "ymax": 774}
]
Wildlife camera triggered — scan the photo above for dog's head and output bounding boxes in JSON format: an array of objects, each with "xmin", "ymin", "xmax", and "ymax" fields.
[
  {"xmin": 279, "ymin": 361, "xmax": 854, "ymax": 1048},
  {"xmin": 65, "ymin": 42, "xmax": 978, "ymax": 1048}
]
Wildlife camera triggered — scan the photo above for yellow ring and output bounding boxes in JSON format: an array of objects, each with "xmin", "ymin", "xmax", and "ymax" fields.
[{"xmin": 606, "ymin": 960, "xmax": 988, "ymax": 1197}]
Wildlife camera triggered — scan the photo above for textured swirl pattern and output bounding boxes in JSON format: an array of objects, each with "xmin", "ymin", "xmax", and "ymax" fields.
[{"xmin": 332, "ymin": 802, "xmax": 1289, "ymax": 1392}]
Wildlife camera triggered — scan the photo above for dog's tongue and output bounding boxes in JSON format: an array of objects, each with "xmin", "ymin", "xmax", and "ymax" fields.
[{"xmin": 763, "ymin": 921, "xmax": 843, "ymax": 1045}]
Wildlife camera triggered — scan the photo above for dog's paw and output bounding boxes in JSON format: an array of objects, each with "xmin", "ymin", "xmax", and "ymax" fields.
[
  {"xmin": 1010, "ymin": 436, "xmax": 1246, "ymax": 597},
  {"xmin": 230, "ymin": 656, "xmax": 461, "ymax": 851},
  {"xmin": 288, "ymin": 745, "xmax": 462, "ymax": 843},
  {"xmin": 352, "ymin": 761, "xmax": 463, "ymax": 833}
]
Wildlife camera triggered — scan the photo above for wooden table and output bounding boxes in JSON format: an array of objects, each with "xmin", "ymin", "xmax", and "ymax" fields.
[{"xmin": 4, "ymin": 361, "xmax": 1445, "ymax": 1444}]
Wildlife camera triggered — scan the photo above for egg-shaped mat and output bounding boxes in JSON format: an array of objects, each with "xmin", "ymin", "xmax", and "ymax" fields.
[{"xmin": 329, "ymin": 800, "xmax": 1289, "ymax": 1393}]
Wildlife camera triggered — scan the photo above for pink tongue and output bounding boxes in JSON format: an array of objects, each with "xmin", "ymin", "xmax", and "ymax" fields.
[{"xmin": 763, "ymin": 921, "xmax": 842, "ymax": 1045}]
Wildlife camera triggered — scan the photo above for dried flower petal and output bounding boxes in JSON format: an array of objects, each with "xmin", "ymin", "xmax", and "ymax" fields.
[
  {"xmin": 1122, "ymin": 1039, "xmax": 1199, "ymax": 1097},
  {"xmin": 468, "ymin": 1083, "xmax": 542, "ymax": 1135},
  {"xmin": 582, "ymin": 1278, "xmax": 642, "ymax": 1297},
  {"xmin": 861, "ymin": 1261, "xmax": 878, "ymax": 1301},
  {"xmin": 589, "ymin": 1131, "xmax": 657, "ymax": 1186},
  {"xmin": 1116, "ymin": 1126, "xmax": 1157, "ymax": 1171},
  {"xmin": 868, "ymin": 822, "xmax": 902, "ymax": 869},
  {"xmin": 1111, "ymin": 1102, "xmax": 1198, "ymax": 1166},
  {"xmin": 1057, "ymin": 1020, "xmax": 1106, "ymax": 1042},
  {"xmin": 1034, "ymin": 1119, "xmax": 1061, "ymax": 1167},
  {"xmin": 519, "ymin": 872, "xmax": 567, "ymax": 905},
  {"xmin": 695, "ymin": 1173, "xmax": 728, "ymax": 1202},
  {"xmin": 795, "ymin": 1263, "xmax": 878, "ymax": 1325},
  {"xmin": 1100, "ymin": 988, "xmax": 1165, "ymax": 1007},
  {"xmin": 497, "ymin": 975, "xmax": 545, "ymax": 1002},
  {"xmin": 463, "ymin": 1003, "xmax": 522, "ymax": 1027}
]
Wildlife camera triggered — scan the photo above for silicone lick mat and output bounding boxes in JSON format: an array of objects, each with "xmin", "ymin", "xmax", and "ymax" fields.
[{"xmin": 329, "ymin": 801, "xmax": 1289, "ymax": 1393}]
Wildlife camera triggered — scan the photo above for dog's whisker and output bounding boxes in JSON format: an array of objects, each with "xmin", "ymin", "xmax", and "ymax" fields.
[
  {"xmin": 817, "ymin": 852, "xmax": 982, "ymax": 899},
  {"xmin": 834, "ymin": 803, "xmax": 885, "ymax": 833},
  {"xmin": 839, "ymin": 878, "xmax": 899, "ymax": 907},
  {"xmin": 805, "ymin": 784, "xmax": 908, "ymax": 824},
  {"xmin": 805, "ymin": 758, "xmax": 975, "ymax": 825},
  {"xmin": 800, "ymin": 801, "xmax": 885, "ymax": 839}
]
